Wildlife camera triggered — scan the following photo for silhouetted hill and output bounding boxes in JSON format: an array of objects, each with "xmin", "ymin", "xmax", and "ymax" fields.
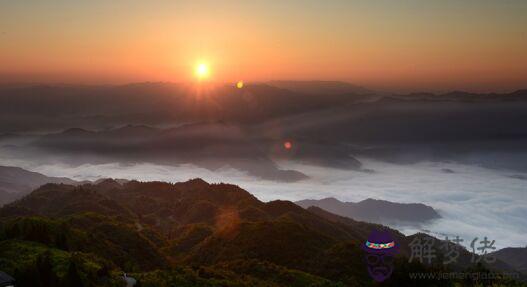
[
  {"xmin": 0, "ymin": 166, "xmax": 79, "ymax": 206},
  {"xmin": 296, "ymin": 197, "xmax": 440, "ymax": 225},
  {"xmin": 267, "ymin": 80, "xmax": 372, "ymax": 96},
  {"xmin": 491, "ymin": 247, "xmax": 527, "ymax": 273},
  {"xmin": 30, "ymin": 122, "xmax": 367, "ymax": 181}
]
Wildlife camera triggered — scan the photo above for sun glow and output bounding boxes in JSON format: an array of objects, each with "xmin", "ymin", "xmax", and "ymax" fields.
[{"xmin": 195, "ymin": 62, "xmax": 210, "ymax": 80}]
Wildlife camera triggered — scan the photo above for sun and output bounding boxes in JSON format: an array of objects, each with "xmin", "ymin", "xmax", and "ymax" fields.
[{"xmin": 195, "ymin": 62, "xmax": 210, "ymax": 80}]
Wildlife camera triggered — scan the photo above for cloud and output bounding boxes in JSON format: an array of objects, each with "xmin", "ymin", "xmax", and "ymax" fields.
[{"xmin": 2, "ymin": 152, "xmax": 526, "ymax": 249}]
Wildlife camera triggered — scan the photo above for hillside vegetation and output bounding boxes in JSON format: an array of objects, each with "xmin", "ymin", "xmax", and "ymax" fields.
[{"xmin": 0, "ymin": 179, "xmax": 524, "ymax": 286}]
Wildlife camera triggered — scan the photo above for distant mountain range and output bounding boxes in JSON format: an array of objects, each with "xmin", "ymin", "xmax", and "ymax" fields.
[
  {"xmin": 295, "ymin": 197, "xmax": 441, "ymax": 225},
  {"xmin": 491, "ymin": 247, "xmax": 527, "ymax": 274},
  {"xmin": 0, "ymin": 178, "xmax": 524, "ymax": 286},
  {"xmin": 0, "ymin": 166, "xmax": 129, "ymax": 206},
  {"xmin": 1, "ymin": 82, "xmax": 526, "ymax": 134},
  {"xmin": 267, "ymin": 80, "xmax": 373, "ymax": 96},
  {"xmin": 26, "ymin": 123, "xmax": 318, "ymax": 182},
  {"xmin": 0, "ymin": 166, "xmax": 79, "ymax": 206},
  {"xmin": 2, "ymin": 82, "xmax": 527, "ymax": 175},
  {"xmin": 0, "ymin": 82, "xmax": 366, "ymax": 133}
]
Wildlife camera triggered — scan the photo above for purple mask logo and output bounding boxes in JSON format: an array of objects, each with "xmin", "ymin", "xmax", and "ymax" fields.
[{"xmin": 362, "ymin": 229, "xmax": 399, "ymax": 282}]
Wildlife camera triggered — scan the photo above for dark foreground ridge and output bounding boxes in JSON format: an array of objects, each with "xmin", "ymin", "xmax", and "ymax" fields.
[{"xmin": 0, "ymin": 178, "xmax": 524, "ymax": 286}]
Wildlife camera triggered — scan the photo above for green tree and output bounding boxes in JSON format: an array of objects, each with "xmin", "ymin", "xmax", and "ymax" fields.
[
  {"xmin": 62, "ymin": 255, "xmax": 84, "ymax": 287},
  {"xmin": 36, "ymin": 251, "xmax": 59, "ymax": 286}
]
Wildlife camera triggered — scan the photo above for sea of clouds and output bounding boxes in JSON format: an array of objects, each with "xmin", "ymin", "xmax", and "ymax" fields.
[{"xmin": 3, "ymin": 155, "xmax": 526, "ymax": 250}]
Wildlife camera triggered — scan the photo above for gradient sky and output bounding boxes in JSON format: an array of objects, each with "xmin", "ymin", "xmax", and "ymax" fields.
[{"xmin": 1, "ymin": 0, "xmax": 526, "ymax": 92}]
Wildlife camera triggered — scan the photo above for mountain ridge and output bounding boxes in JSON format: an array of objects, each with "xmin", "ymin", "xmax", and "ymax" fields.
[
  {"xmin": 0, "ymin": 166, "xmax": 80, "ymax": 206},
  {"xmin": 295, "ymin": 197, "xmax": 440, "ymax": 225},
  {"xmin": 0, "ymin": 178, "xmax": 523, "ymax": 286}
]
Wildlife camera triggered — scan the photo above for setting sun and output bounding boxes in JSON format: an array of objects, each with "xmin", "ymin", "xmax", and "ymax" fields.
[{"xmin": 195, "ymin": 63, "xmax": 210, "ymax": 80}]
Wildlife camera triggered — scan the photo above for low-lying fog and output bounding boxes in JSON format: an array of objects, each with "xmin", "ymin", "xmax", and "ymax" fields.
[{"xmin": 3, "ymin": 155, "xmax": 525, "ymax": 250}]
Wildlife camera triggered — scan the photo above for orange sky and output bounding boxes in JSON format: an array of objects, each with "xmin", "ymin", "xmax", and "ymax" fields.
[{"xmin": 1, "ymin": 1, "xmax": 526, "ymax": 92}]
